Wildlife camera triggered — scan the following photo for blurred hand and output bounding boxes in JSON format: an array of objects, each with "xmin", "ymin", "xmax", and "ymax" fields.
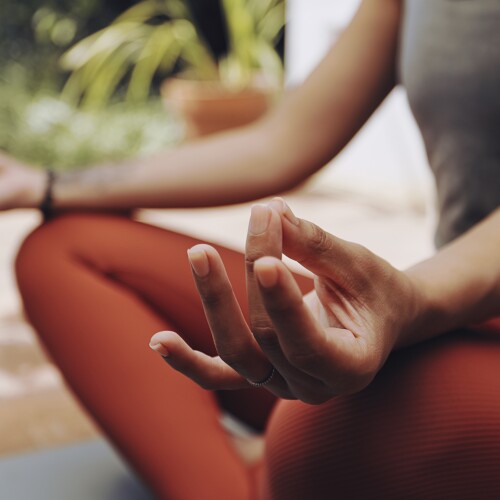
[
  {"xmin": 0, "ymin": 151, "xmax": 45, "ymax": 210},
  {"xmin": 150, "ymin": 199, "xmax": 421, "ymax": 404}
]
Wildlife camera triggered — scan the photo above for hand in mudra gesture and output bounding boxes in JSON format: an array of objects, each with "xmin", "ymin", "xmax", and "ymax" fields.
[{"xmin": 150, "ymin": 198, "xmax": 420, "ymax": 404}]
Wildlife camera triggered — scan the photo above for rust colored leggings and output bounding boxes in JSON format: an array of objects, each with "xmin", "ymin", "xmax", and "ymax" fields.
[{"xmin": 16, "ymin": 213, "xmax": 500, "ymax": 499}]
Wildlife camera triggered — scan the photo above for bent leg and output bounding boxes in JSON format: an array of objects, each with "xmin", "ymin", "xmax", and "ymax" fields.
[
  {"xmin": 16, "ymin": 213, "xmax": 311, "ymax": 499},
  {"xmin": 262, "ymin": 330, "xmax": 500, "ymax": 500}
]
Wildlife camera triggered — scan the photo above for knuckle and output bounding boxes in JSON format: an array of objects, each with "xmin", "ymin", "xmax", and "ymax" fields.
[
  {"xmin": 252, "ymin": 326, "xmax": 281, "ymax": 352},
  {"xmin": 217, "ymin": 349, "xmax": 245, "ymax": 369},
  {"xmin": 350, "ymin": 244, "xmax": 384, "ymax": 279},
  {"xmin": 265, "ymin": 297, "xmax": 302, "ymax": 316},
  {"xmin": 215, "ymin": 353, "xmax": 254, "ymax": 380},
  {"xmin": 199, "ymin": 283, "xmax": 232, "ymax": 308},
  {"xmin": 349, "ymin": 241, "xmax": 368, "ymax": 257},
  {"xmin": 310, "ymin": 224, "xmax": 333, "ymax": 255},
  {"xmin": 298, "ymin": 223, "xmax": 332, "ymax": 266},
  {"xmin": 215, "ymin": 340, "xmax": 251, "ymax": 366},
  {"xmin": 245, "ymin": 258, "xmax": 255, "ymax": 273},
  {"xmin": 353, "ymin": 245, "xmax": 377, "ymax": 274},
  {"xmin": 245, "ymin": 251, "xmax": 263, "ymax": 267}
]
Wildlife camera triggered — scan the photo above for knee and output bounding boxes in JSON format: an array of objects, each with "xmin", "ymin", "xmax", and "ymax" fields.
[
  {"xmin": 262, "ymin": 336, "xmax": 500, "ymax": 500},
  {"xmin": 15, "ymin": 214, "xmax": 91, "ymax": 296},
  {"xmin": 17, "ymin": 216, "xmax": 62, "ymax": 273}
]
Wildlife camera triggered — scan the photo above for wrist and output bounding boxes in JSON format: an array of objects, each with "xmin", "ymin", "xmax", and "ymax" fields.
[
  {"xmin": 19, "ymin": 168, "xmax": 47, "ymax": 209},
  {"xmin": 395, "ymin": 270, "xmax": 438, "ymax": 349}
]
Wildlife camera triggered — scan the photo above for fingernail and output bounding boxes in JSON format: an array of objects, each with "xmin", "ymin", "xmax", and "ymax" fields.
[
  {"xmin": 249, "ymin": 205, "xmax": 271, "ymax": 235},
  {"xmin": 255, "ymin": 258, "xmax": 279, "ymax": 288},
  {"xmin": 270, "ymin": 197, "xmax": 299, "ymax": 226},
  {"xmin": 187, "ymin": 247, "xmax": 210, "ymax": 277},
  {"xmin": 149, "ymin": 342, "xmax": 169, "ymax": 357},
  {"xmin": 268, "ymin": 197, "xmax": 286, "ymax": 213}
]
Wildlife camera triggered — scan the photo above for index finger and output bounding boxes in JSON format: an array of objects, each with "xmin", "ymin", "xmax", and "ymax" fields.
[{"xmin": 245, "ymin": 204, "xmax": 282, "ymax": 335}]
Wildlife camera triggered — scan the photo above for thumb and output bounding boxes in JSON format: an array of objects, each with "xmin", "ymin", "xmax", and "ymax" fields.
[{"xmin": 270, "ymin": 198, "xmax": 375, "ymax": 294}]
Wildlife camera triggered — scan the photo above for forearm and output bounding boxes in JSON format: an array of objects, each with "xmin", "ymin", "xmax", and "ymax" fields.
[
  {"xmin": 401, "ymin": 209, "xmax": 500, "ymax": 347},
  {"xmin": 49, "ymin": 121, "xmax": 298, "ymax": 210},
  {"xmin": 15, "ymin": 0, "xmax": 401, "ymax": 212}
]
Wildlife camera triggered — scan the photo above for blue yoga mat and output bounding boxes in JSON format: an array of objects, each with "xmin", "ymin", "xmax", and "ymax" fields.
[{"xmin": 0, "ymin": 439, "xmax": 154, "ymax": 499}]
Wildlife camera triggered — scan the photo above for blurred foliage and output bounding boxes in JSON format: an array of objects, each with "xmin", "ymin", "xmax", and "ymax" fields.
[
  {"xmin": 0, "ymin": 0, "xmax": 138, "ymax": 90},
  {"xmin": 0, "ymin": 1, "xmax": 283, "ymax": 169},
  {"xmin": 0, "ymin": 0, "xmax": 178, "ymax": 169},
  {"xmin": 220, "ymin": 0, "xmax": 284, "ymax": 87},
  {"xmin": 61, "ymin": 0, "xmax": 285, "ymax": 108},
  {"xmin": 0, "ymin": 82, "xmax": 180, "ymax": 170}
]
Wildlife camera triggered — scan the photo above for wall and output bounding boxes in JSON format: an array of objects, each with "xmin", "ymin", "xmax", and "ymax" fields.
[{"xmin": 285, "ymin": 0, "xmax": 434, "ymax": 210}]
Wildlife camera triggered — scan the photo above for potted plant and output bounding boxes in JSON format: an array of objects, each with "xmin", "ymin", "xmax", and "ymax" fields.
[{"xmin": 60, "ymin": 0, "xmax": 285, "ymax": 138}]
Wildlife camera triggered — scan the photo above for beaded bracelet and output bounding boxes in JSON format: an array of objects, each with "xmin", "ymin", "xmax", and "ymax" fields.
[{"xmin": 40, "ymin": 169, "xmax": 56, "ymax": 220}]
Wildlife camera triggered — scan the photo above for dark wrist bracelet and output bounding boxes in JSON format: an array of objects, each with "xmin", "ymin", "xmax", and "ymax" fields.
[{"xmin": 40, "ymin": 169, "xmax": 56, "ymax": 220}]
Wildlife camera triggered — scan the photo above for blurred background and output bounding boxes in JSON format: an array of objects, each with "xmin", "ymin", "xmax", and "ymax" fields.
[
  {"xmin": 0, "ymin": 0, "xmax": 288, "ymax": 459},
  {"xmin": 0, "ymin": 0, "xmax": 287, "ymax": 168},
  {"xmin": 0, "ymin": 0, "xmax": 434, "ymax": 495}
]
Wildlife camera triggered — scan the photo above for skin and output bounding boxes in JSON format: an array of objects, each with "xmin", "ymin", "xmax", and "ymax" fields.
[
  {"xmin": 150, "ymin": 199, "xmax": 500, "ymax": 405},
  {"xmin": 2, "ymin": 0, "xmax": 498, "ymax": 462},
  {"xmin": 0, "ymin": 0, "xmax": 403, "ymax": 465},
  {"xmin": 0, "ymin": 0, "xmax": 401, "ymax": 211}
]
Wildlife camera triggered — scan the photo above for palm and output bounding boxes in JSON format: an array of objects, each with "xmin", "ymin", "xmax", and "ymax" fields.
[
  {"xmin": 299, "ymin": 239, "xmax": 414, "ymax": 392},
  {"xmin": 302, "ymin": 284, "xmax": 381, "ymax": 389}
]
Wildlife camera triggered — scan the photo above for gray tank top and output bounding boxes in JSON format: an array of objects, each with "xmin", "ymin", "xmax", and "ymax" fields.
[{"xmin": 399, "ymin": 0, "xmax": 500, "ymax": 247}]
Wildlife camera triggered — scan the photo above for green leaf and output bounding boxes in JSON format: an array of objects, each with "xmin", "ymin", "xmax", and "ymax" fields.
[
  {"xmin": 115, "ymin": 0, "xmax": 190, "ymax": 23},
  {"xmin": 258, "ymin": 3, "xmax": 285, "ymax": 43},
  {"xmin": 247, "ymin": 0, "xmax": 278, "ymax": 23},
  {"xmin": 59, "ymin": 0, "xmax": 283, "ymax": 104},
  {"xmin": 127, "ymin": 24, "xmax": 180, "ymax": 101},
  {"xmin": 81, "ymin": 45, "xmax": 138, "ymax": 108}
]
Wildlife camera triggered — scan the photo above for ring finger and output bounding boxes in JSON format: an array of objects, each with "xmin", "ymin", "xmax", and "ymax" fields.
[{"xmin": 187, "ymin": 243, "xmax": 293, "ymax": 398}]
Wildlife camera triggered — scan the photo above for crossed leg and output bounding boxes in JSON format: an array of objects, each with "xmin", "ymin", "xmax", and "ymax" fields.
[
  {"xmin": 16, "ymin": 212, "xmax": 307, "ymax": 499},
  {"xmin": 16, "ymin": 213, "xmax": 500, "ymax": 499},
  {"xmin": 262, "ymin": 329, "xmax": 500, "ymax": 500}
]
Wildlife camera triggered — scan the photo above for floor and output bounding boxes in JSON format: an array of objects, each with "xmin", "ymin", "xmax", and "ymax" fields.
[{"xmin": 0, "ymin": 186, "xmax": 434, "ymax": 459}]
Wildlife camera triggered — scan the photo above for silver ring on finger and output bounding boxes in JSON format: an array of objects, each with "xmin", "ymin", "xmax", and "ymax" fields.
[{"xmin": 247, "ymin": 366, "xmax": 276, "ymax": 387}]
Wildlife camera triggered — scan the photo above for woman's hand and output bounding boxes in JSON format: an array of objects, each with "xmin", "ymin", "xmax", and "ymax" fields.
[
  {"xmin": 0, "ymin": 151, "xmax": 45, "ymax": 210},
  {"xmin": 150, "ymin": 199, "xmax": 422, "ymax": 404}
]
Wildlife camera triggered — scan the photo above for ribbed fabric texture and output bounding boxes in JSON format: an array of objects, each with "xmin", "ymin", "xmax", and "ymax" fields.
[
  {"xmin": 261, "ymin": 332, "xmax": 500, "ymax": 499},
  {"xmin": 15, "ymin": 213, "xmax": 500, "ymax": 499}
]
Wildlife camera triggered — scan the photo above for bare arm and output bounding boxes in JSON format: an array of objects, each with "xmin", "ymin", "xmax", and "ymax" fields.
[
  {"xmin": 11, "ymin": 0, "xmax": 402, "ymax": 211},
  {"xmin": 401, "ymin": 208, "xmax": 500, "ymax": 346}
]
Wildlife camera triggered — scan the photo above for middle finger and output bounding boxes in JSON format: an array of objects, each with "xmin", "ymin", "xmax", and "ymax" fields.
[
  {"xmin": 188, "ymin": 243, "xmax": 292, "ymax": 397},
  {"xmin": 246, "ymin": 202, "xmax": 327, "ymax": 396}
]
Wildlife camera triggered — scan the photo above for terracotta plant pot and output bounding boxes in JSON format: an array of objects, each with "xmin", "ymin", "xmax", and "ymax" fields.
[{"xmin": 161, "ymin": 78, "xmax": 275, "ymax": 140}]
